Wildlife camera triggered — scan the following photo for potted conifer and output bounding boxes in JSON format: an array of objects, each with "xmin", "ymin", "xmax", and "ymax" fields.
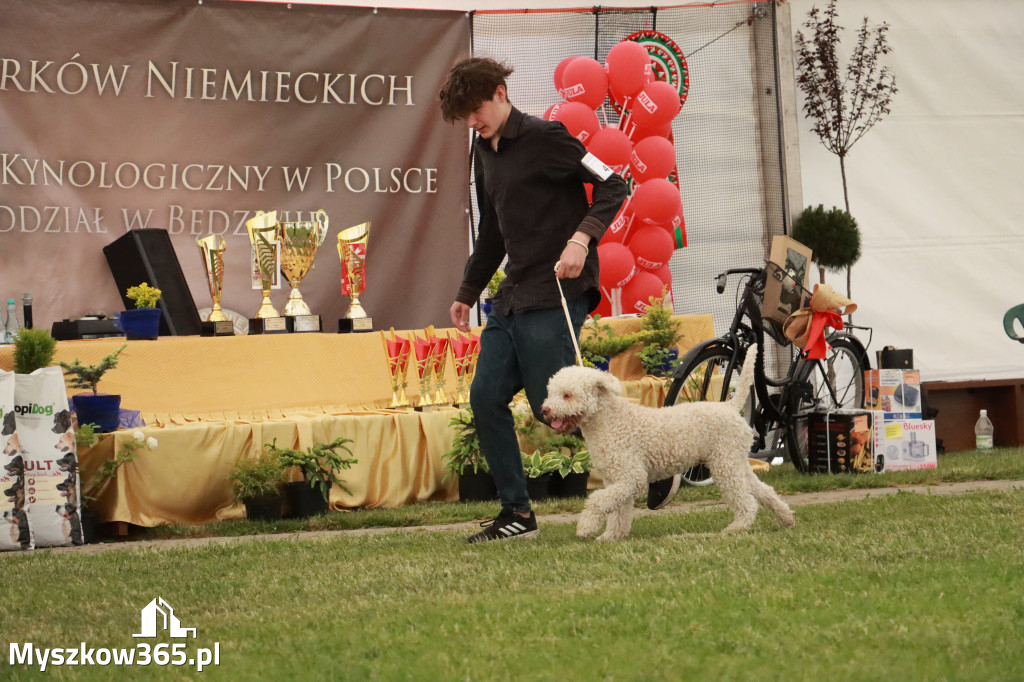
[
  {"xmin": 228, "ymin": 449, "xmax": 286, "ymax": 522},
  {"xmin": 442, "ymin": 409, "xmax": 496, "ymax": 502},
  {"xmin": 57, "ymin": 344, "xmax": 127, "ymax": 433},
  {"xmin": 268, "ymin": 437, "xmax": 357, "ymax": 518}
]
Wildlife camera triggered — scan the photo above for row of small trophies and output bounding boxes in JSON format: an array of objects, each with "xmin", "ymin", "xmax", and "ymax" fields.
[
  {"xmin": 383, "ymin": 327, "xmax": 480, "ymax": 410},
  {"xmin": 196, "ymin": 209, "xmax": 371, "ymax": 335}
]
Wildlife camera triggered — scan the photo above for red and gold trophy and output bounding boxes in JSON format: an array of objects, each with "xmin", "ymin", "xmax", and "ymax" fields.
[
  {"xmin": 381, "ymin": 328, "xmax": 411, "ymax": 408},
  {"xmin": 337, "ymin": 222, "xmax": 372, "ymax": 333},
  {"xmin": 430, "ymin": 335, "xmax": 450, "ymax": 406},
  {"xmin": 449, "ymin": 332, "xmax": 474, "ymax": 407},
  {"xmin": 412, "ymin": 332, "xmax": 437, "ymax": 411}
]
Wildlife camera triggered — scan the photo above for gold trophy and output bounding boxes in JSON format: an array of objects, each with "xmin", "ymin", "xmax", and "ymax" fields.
[
  {"xmin": 412, "ymin": 333, "xmax": 437, "ymax": 410},
  {"xmin": 449, "ymin": 331, "xmax": 476, "ymax": 407},
  {"xmin": 430, "ymin": 335, "xmax": 451, "ymax": 406},
  {"xmin": 336, "ymin": 222, "xmax": 372, "ymax": 332},
  {"xmin": 197, "ymin": 235, "xmax": 233, "ymax": 336},
  {"xmin": 278, "ymin": 209, "xmax": 329, "ymax": 332},
  {"xmin": 382, "ymin": 328, "xmax": 411, "ymax": 408},
  {"xmin": 246, "ymin": 210, "xmax": 287, "ymax": 333}
]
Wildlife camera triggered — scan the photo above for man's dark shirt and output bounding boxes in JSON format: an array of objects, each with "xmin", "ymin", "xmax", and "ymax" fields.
[{"xmin": 456, "ymin": 106, "xmax": 628, "ymax": 315}]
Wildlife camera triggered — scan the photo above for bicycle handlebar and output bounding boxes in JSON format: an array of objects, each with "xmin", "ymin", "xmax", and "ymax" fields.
[{"xmin": 714, "ymin": 267, "xmax": 762, "ymax": 294}]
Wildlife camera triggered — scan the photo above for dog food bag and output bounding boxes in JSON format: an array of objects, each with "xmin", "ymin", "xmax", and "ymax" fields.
[
  {"xmin": 1, "ymin": 369, "xmax": 35, "ymax": 551},
  {"xmin": 14, "ymin": 367, "xmax": 81, "ymax": 547}
]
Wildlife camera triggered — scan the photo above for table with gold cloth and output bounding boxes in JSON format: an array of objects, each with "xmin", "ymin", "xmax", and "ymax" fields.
[{"xmin": 0, "ymin": 315, "xmax": 713, "ymax": 526}]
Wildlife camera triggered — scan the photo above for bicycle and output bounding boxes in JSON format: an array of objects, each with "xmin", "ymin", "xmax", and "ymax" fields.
[{"xmin": 664, "ymin": 263, "xmax": 871, "ymax": 484}]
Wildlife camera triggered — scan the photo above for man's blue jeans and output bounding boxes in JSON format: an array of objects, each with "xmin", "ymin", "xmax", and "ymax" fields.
[{"xmin": 470, "ymin": 298, "xmax": 588, "ymax": 513}]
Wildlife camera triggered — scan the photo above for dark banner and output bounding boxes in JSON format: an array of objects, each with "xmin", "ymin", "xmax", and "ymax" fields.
[{"xmin": 0, "ymin": 0, "xmax": 470, "ymax": 332}]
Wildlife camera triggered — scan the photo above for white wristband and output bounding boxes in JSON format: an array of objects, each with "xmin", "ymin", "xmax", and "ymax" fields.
[{"xmin": 566, "ymin": 238, "xmax": 590, "ymax": 255}]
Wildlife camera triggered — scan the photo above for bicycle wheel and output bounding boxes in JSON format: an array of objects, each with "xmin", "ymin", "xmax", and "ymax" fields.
[
  {"xmin": 664, "ymin": 342, "xmax": 745, "ymax": 486},
  {"xmin": 785, "ymin": 335, "xmax": 869, "ymax": 473}
]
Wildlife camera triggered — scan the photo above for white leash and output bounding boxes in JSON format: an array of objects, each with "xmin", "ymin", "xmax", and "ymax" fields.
[{"xmin": 554, "ymin": 260, "xmax": 584, "ymax": 367}]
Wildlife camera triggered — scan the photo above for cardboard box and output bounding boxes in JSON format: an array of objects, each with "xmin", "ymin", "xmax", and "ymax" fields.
[
  {"xmin": 762, "ymin": 235, "xmax": 812, "ymax": 327},
  {"xmin": 864, "ymin": 369, "xmax": 922, "ymax": 420},
  {"xmin": 806, "ymin": 411, "xmax": 876, "ymax": 474},
  {"xmin": 871, "ymin": 417, "xmax": 937, "ymax": 472}
]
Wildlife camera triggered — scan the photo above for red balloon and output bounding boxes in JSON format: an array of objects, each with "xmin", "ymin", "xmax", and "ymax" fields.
[
  {"xmin": 621, "ymin": 271, "xmax": 665, "ymax": 314},
  {"xmin": 605, "ymin": 40, "xmax": 652, "ymax": 99},
  {"xmin": 627, "ymin": 120, "xmax": 673, "ymax": 143},
  {"xmin": 630, "ymin": 136, "xmax": 676, "ymax": 183},
  {"xmin": 601, "ymin": 202, "xmax": 635, "ymax": 244},
  {"xmin": 545, "ymin": 101, "xmax": 601, "ymax": 146},
  {"xmin": 630, "ymin": 178, "xmax": 681, "ymax": 226},
  {"xmin": 588, "ymin": 127, "xmax": 632, "ymax": 170},
  {"xmin": 598, "ymin": 242, "xmax": 637, "ymax": 289},
  {"xmin": 553, "ymin": 56, "xmax": 581, "ymax": 92},
  {"xmin": 627, "ymin": 225, "xmax": 674, "ymax": 271},
  {"xmin": 560, "ymin": 57, "xmax": 608, "ymax": 110},
  {"xmin": 631, "ymin": 80, "xmax": 681, "ymax": 130},
  {"xmin": 652, "ymin": 264, "xmax": 673, "ymax": 289}
]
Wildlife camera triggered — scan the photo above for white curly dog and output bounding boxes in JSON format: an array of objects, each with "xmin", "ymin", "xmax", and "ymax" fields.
[{"xmin": 541, "ymin": 345, "xmax": 795, "ymax": 541}]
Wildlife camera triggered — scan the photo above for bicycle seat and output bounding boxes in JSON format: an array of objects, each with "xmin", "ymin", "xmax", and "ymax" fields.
[{"xmin": 1003, "ymin": 303, "xmax": 1024, "ymax": 343}]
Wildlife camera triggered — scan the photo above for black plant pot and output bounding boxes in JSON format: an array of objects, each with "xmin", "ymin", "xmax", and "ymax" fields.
[
  {"xmin": 526, "ymin": 473, "xmax": 552, "ymax": 502},
  {"xmin": 243, "ymin": 494, "xmax": 283, "ymax": 522},
  {"xmin": 284, "ymin": 481, "xmax": 330, "ymax": 518},
  {"xmin": 81, "ymin": 506, "xmax": 101, "ymax": 544},
  {"xmin": 549, "ymin": 471, "xmax": 590, "ymax": 498},
  {"xmin": 458, "ymin": 471, "xmax": 497, "ymax": 502}
]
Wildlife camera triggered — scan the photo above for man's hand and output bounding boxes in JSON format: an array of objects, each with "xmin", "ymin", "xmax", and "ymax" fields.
[
  {"xmin": 450, "ymin": 301, "xmax": 471, "ymax": 332},
  {"xmin": 556, "ymin": 232, "xmax": 591, "ymax": 279}
]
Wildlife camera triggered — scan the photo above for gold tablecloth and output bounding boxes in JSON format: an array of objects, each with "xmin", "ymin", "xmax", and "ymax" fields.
[{"xmin": 0, "ymin": 315, "xmax": 713, "ymax": 526}]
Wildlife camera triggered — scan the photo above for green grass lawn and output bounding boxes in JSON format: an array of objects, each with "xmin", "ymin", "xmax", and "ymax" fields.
[{"xmin": 1, "ymin": 487, "xmax": 1021, "ymax": 681}]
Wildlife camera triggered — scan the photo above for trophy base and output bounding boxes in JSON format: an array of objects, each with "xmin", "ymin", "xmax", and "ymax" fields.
[
  {"xmin": 249, "ymin": 317, "xmax": 288, "ymax": 334},
  {"xmin": 338, "ymin": 317, "xmax": 373, "ymax": 333},
  {"xmin": 285, "ymin": 315, "xmax": 322, "ymax": 333},
  {"xmin": 454, "ymin": 402, "xmax": 470, "ymax": 410},
  {"xmin": 200, "ymin": 320, "xmax": 235, "ymax": 337},
  {"xmin": 414, "ymin": 404, "xmax": 444, "ymax": 413}
]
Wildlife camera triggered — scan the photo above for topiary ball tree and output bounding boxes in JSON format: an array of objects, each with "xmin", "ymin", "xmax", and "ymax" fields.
[{"xmin": 792, "ymin": 204, "xmax": 861, "ymax": 285}]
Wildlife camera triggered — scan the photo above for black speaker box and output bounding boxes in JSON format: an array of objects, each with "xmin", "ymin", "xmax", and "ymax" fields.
[{"xmin": 103, "ymin": 229, "xmax": 202, "ymax": 336}]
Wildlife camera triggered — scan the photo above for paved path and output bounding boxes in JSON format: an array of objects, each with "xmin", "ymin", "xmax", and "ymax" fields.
[{"xmin": 11, "ymin": 478, "xmax": 1024, "ymax": 557}]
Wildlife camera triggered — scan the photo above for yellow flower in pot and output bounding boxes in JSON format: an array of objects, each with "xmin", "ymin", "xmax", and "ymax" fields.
[{"xmin": 119, "ymin": 282, "xmax": 163, "ymax": 340}]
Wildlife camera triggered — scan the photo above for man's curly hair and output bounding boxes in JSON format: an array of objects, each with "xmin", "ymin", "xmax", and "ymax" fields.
[{"xmin": 439, "ymin": 58, "xmax": 514, "ymax": 123}]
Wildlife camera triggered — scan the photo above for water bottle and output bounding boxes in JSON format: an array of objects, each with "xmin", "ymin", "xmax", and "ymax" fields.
[
  {"xmin": 3, "ymin": 299, "xmax": 19, "ymax": 343},
  {"xmin": 975, "ymin": 409, "xmax": 994, "ymax": 450}
]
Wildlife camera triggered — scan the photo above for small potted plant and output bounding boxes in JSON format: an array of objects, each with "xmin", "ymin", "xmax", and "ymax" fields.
[
  {"xmin": 117, "ymin": 282, "xmax": 163, "ymax": 340},
  {"xmin": 12, "ymin": 328, "xmax": 57, "ymax": 375},
  {"xmin": 480, "ymin": 270, "xmax": 506, "ymax": 317},
  {"xmin": 228, "ymin": 448, "xmax": 286, "ymax": 522},
  {"xmin": 545, "ymin": 435, "xmax": 592, "ymax": 498},
  {"xmin": 579, "ymin": 315, "xmax": 654, "ymax": 370},
  {"xmin": 520, "ymin": 450, "xmax": 561, "ymax": 502},
  {"xmin": 442, "ymin": 409, "xmax": 495, "ymax": 502},
  {"xmin": 637, "ymin": 291, "xmax": 683, "ymax": 377},
  {"xmin": 57, "ymin": 344, "xmax": 127, "ymax": 433},
  {"xmin": 268, "ymin": 437, "xmax": 357, "ymax": 518}
]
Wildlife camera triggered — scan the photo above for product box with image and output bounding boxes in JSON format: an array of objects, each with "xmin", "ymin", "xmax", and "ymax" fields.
[
  {"xmin": 871, "ymin": 416, "xmax": 937, "ymax": 472},
  {"xmin": 805, "ymin": 410, "xmax": 876, "ymax": 474},
  {"xmin": 864, "ymin": 369, "xmax": 922, "ymax": 420},
  {"xmin": 762, "ymin": 235, "xmax": 813, "ymax": 327}
]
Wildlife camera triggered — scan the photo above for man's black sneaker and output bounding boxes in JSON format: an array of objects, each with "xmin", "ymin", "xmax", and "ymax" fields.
[
  {"xmin": 466, "ymin": 510, "xmax": 539, "ymax": 544},
  {"xmin": 647, "ymin": 474, "xmax": 682, "ymax": 510}
]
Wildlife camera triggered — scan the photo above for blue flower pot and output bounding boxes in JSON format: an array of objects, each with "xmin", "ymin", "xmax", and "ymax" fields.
[
  {"xmin": 72, "ymin": 393, "xmax": 122, "ymax": 433},
  {"xmin": 116, "ymin": 308, "xmax": 162, "ymax": 340}
]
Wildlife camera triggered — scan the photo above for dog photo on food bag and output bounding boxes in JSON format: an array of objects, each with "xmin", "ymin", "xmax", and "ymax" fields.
[{"xmin": 542, "ymin": 345, "xmax": 794, "ymax": 541}]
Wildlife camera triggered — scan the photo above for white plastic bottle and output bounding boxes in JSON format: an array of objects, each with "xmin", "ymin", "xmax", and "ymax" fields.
[
  {"xmin": 2, "ymin": 299, "xmax": 18, "ymax": 344},
  {"xmin": 975, "ymin": 409, "xmax": 994, "ymax": 450}
]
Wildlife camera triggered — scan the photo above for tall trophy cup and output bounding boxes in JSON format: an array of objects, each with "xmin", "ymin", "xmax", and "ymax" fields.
[
  {"xmin": 382, "ymin": 328, "xmax": 411, "ymax": 408},
  {"xmin": 412, "ymin": 333, "xmax": 437, "ymax": 411},
  {"xmin": 246, "ymin": 210, "xmax": 287, "ymax": 334},
  {"xmin": 337, "ymin": 222, "xmax": 373, "ymax": 332},
  {"xmin": 430, "ymin": 335, "xmax": 451, "ymax": 406},
  {"xmin": 279, "ymin": 209, "xmax": 329, "ymax": 332},
  {"xmin": 197, "ymin": 235, "xmax": 233, "ymax": 336},
  {"xmin": 449, "ymin": 332, "xmax": 474, "ymax": 407}
]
